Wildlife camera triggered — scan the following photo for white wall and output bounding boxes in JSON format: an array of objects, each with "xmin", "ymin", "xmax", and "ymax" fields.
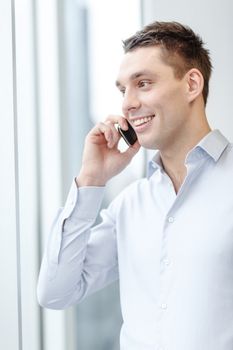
[
  {"xmin": 0, "ymin": 1, "xmax": 21, "ymax": 349},
  {"xmin": 141, "ymin": 0, "xmax": 233, "ymax": 140},
  {"xmin": 35, "ymin": 1, "xmax": 67, "ymax": 349},
  {"xmin": 0, "ymin": 1, "xmax": 67, "ymax": 349},
  {"xmin": 14, "ymin": 1, "xmax": 41, "ymax": 349}
]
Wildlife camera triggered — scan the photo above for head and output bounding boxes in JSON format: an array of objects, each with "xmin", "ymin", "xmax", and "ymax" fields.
[
  {"xmin": 116, "ymin": 21, "xmax": 212, "ymax": 150},
  {"xmin": 123, "ymin": 21, "xmax": 212, "ymax": 106}
]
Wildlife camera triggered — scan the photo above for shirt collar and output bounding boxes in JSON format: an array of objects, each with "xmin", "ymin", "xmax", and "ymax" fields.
[
  {"xmin": 147, "ymin": 151, "xmax": 162, "ymax": 179},
  {"xmin": 147, "ymin": 129, "xmax": 230, "ymax": 179},
  {"xmin": 194, "ymin": 129, "xmax": 229, "ymax": 162}
]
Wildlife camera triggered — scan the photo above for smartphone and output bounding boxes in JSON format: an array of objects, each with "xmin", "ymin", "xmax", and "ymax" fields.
[{"xmin": 117, "ymin": 120, "xmax": 137, "ymax": 146}]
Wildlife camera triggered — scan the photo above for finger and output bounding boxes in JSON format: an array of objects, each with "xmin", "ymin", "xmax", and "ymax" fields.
[
  {"xmin": 121, "ymin": 140, "xmax": 141, "ymax": 162},
  {"xmin": 105, "ymin": 121, "xmax": 121, "ymax": 148},
  {"xmin": 91, "ymin": 122, "xmax": 113, "ymax": 144},
  {"xmin": 95, "ymin": 121, "xmax": 123, "ymax": 149},
  {"xmin": 131, "ymin": 140, "xmax": 141, "ymax": 151},
  {"xmin": 105, "ymin": 115, "xmax": 128, "ymax": 130}
]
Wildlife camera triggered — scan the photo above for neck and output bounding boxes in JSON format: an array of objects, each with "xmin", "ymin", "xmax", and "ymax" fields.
[{"xmin": 160, "ymin": 115, "xmax": 211, "ymax": 194}]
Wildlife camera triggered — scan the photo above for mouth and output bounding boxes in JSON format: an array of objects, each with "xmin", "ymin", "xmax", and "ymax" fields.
[{"xmin": 130, "ymin": 115, "xmax": 155, "ymax": 127}]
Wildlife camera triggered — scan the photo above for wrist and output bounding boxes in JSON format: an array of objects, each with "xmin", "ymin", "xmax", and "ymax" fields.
[{"xmin": 75, "ymin": 174, "xmax": 106, "ymax": 187}]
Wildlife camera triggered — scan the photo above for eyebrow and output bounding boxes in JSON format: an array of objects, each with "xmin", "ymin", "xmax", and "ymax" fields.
[{"xmin": 115, "ymin": 70, "xmax": 157, "ymax": 88}]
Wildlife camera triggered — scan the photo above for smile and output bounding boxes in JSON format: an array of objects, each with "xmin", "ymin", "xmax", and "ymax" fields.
[{"xmin": 131, "ymin": 115, "xmax": 155, "ymax": 126}]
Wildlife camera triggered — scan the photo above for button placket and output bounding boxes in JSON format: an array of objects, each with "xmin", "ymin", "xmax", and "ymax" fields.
[
  {"xmin": 163, "ymin": 258, "xmax": 170, "ymax": 266},
  {"xmin": 157, "ymin": 209, "xmax": 176, "ymax": 348},
  {"xmin": 160, "ymin": 303, "xmax": 167, "ymax": 310}
]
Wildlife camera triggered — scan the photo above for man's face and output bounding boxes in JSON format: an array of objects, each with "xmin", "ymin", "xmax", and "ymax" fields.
[{"xmin": 116, "ymin": 46, "xmax": 190, "ymax": 150}]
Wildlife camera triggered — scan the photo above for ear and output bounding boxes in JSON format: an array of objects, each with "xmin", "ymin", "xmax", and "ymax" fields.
[{"xmin": 186, "ymin": 68, "xmax": 204, "ymax": 103}]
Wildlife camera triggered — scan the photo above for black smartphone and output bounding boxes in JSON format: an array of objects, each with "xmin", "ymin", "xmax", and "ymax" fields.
[{"xmin": 117, "ymin": 120, "xmax": 137, "ymax": 146}]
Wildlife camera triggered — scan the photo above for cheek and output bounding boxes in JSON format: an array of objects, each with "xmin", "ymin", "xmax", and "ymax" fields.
[
  {"xmin": 145, "ymin": 88, "xmax": 175, "ymax": 107},
  {"xmin": 142, "ymin": 92, "xmax": 161, "ymax": 110},
  {"xmin": 160, "ymin": 88, "xmax": 187, "ymax": 113},
  {"xmin": 141, "ymin": 84, "xmax": 187, "ymax": 114}
]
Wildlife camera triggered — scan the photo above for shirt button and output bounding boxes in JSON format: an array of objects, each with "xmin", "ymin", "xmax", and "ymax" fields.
[
  {"xmin": 168, "ymin": 216, "xmax": 174, "ymax": 223},
  {"xmin": 164, "ymin": 258, "xmax": 170, "ymax": 266},
  {"xmin": 161, "ymin": 303, "xmax": 167, "ymax": 309}
]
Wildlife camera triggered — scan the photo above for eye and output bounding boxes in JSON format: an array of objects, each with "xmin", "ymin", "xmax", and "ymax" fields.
[
  {"xmin": 138, "ymin": 80, "xmax": 151, "ymax": 88},
  {"xmin": 119, "ymin": 88, "xmax": 125, "ymax": 96}
]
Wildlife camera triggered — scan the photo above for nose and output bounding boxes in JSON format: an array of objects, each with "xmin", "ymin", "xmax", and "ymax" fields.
[{"xmin": 122, "ymin": 89, "xmax": 141, "ymax": 116}]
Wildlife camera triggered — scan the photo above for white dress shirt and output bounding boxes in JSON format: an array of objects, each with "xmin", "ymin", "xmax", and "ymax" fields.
[{"xmin": 37, "ymin": 129, "xmax": 233, "ymax": 350}]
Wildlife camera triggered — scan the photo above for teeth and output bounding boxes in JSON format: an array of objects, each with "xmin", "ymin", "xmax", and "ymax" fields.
[{"xmin": 133, "ymin": 115, "xmax": 154, "ymax": 126}]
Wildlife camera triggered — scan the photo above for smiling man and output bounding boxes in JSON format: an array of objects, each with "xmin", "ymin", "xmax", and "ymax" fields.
[{"xmin": 38, "ymin": 22, "xmax": 233, "ymax": 350}]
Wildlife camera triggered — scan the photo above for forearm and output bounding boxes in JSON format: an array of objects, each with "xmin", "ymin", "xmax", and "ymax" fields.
[
  {"xmin": 37, "ymin": 182, "xmax": 106, "ymax": 309},
  {"xmin": 37, "ymin": 181, "xmax": 118, "ymax": 309}
]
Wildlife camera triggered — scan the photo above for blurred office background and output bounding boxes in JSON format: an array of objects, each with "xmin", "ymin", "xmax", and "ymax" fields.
[{"xmin": 1, "ymin": 0, "xmax": 232, "ymax": 349}]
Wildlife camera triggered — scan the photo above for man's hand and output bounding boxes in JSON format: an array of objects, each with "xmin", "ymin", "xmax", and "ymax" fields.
[{"xmin": 76, "ymin": 115, "xmax": 140, "ymax": 187}]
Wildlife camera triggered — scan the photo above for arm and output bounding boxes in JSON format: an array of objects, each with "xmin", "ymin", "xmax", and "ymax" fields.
[
  {"xmin": 37, "ymin": 181, "xmax": 119, "ymax": 309},
  {"xmin": 37, "ymin": 116, "xmax": 140, "ymax": 309}
]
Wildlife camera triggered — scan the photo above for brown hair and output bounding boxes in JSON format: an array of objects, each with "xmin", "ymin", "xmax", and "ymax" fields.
[{"xmin": 123, "ymin": 21, "xmax": 212, "ymax": 105}]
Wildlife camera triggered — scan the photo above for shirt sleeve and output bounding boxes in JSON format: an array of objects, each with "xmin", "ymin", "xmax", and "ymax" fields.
[{"xmin": 37, "ymin": 180, "xmax": 119, "ymax": 310}]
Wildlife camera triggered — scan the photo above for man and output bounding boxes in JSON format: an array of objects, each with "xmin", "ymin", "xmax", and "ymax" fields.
[{"xmin": 38, "ymin": 22, "xmax": 233, "ymax": 350}]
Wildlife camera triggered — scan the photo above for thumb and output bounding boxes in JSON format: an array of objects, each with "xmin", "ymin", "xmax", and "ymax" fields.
[{"xmin": 121, "ymin": 141, "xmax": 141, "ymax": 163}]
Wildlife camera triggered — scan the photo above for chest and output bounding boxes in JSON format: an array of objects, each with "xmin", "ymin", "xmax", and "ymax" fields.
[{"xmin": 116, "ymin": 170, "xmax": 233, "ymax": 276}]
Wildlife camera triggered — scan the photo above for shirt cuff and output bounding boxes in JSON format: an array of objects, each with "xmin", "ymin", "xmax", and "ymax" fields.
[{"xmin": 61, "ymin": 179, "xmax": 105, "ymax": 221}]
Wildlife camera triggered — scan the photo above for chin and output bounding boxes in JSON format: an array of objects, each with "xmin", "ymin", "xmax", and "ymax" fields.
[{"xmin": 138, "ymin": 137, "xmax": 158, "ymax": 150}]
